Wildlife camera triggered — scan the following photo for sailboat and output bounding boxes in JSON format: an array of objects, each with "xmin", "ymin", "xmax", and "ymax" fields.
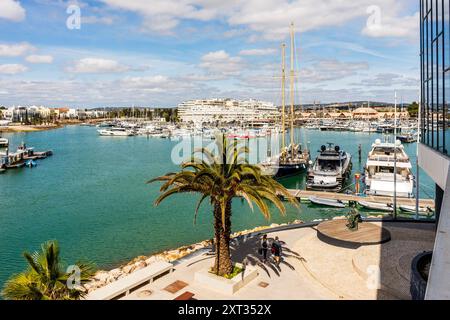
[{"xmin": 260, "ymin": 22, "xmax": 310, "ymax": 179}]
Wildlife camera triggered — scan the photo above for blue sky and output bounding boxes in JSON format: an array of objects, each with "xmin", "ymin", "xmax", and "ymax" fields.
[{"xmin": 0, "ymin": 0, "xmax": 421, "ymax": 107}]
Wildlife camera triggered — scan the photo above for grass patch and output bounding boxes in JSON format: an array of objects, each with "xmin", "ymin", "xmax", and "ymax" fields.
[
  {"xmin": 209, "ymin": 266, "xmax": 243, "ymax": 279},
  {"xmin": 223, "ymin": 266, "xmax": 243, "ymax": 279}
]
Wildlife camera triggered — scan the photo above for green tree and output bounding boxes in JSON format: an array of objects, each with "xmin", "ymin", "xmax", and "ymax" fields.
[
  {"xmin": 150, "ymin": 135, "xmax": 298, "ymax": 276},
  {"xmin": 408, "ymin": 101, "xmax": 419, "ymax": 118},
  {"xmin": 2, "ymin": 240, "xmax": 95, "ymax": 300}
]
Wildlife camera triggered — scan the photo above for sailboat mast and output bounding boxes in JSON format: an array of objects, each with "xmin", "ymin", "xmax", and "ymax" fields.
[
  {"xmin": 394, "ymin": 92, "xmax": 398, "ymax": 219},
  {"xmin": 416, "ymin": 92, "xmax": 421, "ymax": 219},
  {"xmin": 289, "ymin": 22, "xmax": 295, "ymax": 155},
  {"xmin": 281, "ymin": 43, "xmax": 286, "ymax": 150}
]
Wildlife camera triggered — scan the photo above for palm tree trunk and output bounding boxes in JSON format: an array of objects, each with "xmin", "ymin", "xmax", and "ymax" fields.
[{"xmin": 213, "ymin": 201, "xmax": 233, "ymax": 276}]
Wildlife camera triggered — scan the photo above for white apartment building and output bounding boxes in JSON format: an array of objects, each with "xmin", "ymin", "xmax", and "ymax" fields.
[{"xmin": 177, "ymin": 98, "xmax": 279, "ymax": 124}]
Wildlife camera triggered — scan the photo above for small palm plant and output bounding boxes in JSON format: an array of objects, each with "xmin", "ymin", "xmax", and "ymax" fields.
[
  {"xmin": 150, "ymin": 135, "xmax": 299, "ymax": 276},
  {"xmin": 2, "ymin": 240, "xmax": 95, "ymax": 300}
]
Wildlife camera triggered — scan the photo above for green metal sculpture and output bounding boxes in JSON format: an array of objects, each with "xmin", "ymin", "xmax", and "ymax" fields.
[{"xmin": 346, "ymin": 205, "xmax": 362, "ymax": 231}]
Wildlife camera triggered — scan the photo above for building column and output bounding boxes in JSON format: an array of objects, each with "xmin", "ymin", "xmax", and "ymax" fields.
[{"xmin": 435, "ymin": 184, "xmax": 444, "ymax": 226}]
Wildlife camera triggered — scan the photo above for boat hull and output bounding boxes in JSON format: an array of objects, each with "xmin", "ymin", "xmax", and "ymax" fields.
[
  {"xmin": 309, "ymin": 196, "xmax": 346, "ymax": 208},
  {"xmin": 273, "ymin": 163, "xmax": 308, "ymax": 179},
  {"xmin": 358, "ymin": 200, "xmax": 393, "ymax": 212}
]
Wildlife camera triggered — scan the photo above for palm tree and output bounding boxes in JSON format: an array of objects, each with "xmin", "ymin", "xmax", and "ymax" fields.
[
  {"xmin": 2, "ymin": 240, "xmax": 95, "ymax": 300},
  {"xmin": 150, "ymin": 135, "xmax": 299, "ymax": 276}
]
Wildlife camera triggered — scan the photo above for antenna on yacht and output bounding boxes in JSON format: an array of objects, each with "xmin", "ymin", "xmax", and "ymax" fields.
[
  {"xmin": 393, "ymin": 91, "xmax": 398, "ymax": 219},
  {"xmin": 415, "ymin": 92, "xmax": 421, "ymax": 220}
]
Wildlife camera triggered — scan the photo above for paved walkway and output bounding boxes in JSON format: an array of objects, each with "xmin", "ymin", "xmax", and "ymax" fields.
[{"xmin": 123, "ymin": 221, "xmax": 435, "ymax": 300}]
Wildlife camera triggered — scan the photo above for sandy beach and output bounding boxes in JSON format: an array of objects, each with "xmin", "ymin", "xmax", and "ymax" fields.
[{"xmin": 0, "ymin": 124, "xmax": 64, "ymax": 133}]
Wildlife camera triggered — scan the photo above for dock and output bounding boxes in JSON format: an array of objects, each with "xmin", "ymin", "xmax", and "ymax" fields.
[{"xmin": 284, "ymin": 189, "xmax": 435, "ymax": 208}]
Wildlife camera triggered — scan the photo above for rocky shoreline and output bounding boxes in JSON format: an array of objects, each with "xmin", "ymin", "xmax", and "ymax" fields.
[{"xmin": 83, "ymin": 215, "xmax": 386, "ymax": 293}]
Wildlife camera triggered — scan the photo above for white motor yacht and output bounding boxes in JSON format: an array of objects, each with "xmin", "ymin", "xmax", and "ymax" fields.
[
  {"xmin": 364, "ymin": 139, "xmax": 414, "ymax": 198},
  {"xmin": 97, "ymin": 127, "xmax": 135, "ymax": 136}
]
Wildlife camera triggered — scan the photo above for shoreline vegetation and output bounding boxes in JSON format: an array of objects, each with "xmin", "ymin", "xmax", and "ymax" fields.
[{"xmin": 84, "ymin": 215, "xmax": 385, "ymax": 294}]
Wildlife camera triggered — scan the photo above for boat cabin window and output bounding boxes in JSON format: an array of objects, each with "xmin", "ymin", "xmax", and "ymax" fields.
[
  {"xmin": 370, "ymin": 166, "xmax": 409, "ymax": 176},
  {"xmin": 318, "ymin": 159, "xmax": 340, "ymax": 171}
]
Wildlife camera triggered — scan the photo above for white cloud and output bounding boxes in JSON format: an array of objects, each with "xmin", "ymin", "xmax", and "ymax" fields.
[
  {"xmin": 355, "ymin": 73, "xmax": 419, "ymax": 87},
  {"xmin": 362, "ymin": 12, "xmax": 419, "ymax": 38},
  {"xmin": 101, "ymin": 0, "xmax": 221, "ymax": 33},
  {"xmin": 67, "ymin": 58, "xmax": 130, "ymax": 73},
  {"xmin": 99, "ymin": 0, "xmax": 417, "ymax": 40},
  {"xmin": 239, "ymin": 48, "xmax": 276, "ymax": 56},
  {"xmin": 25, "ymin": 55, "xmax": 54, "ymax": 64},
  {"xmin": 0, "ymin": 0, "xmax": 26, "ymax": 22},
  {"xmin": 299, "ymin": 59, "xmax": 369, "ymax": 83},
  {"xmin": 200, "ymin": 50, "xmax": 244, "ymax": 76},
  {"xmin": 0, "ymin": 64, "xmax": 28, "ymax": 74},
  {"xmin": 0, "ymin": 42, "xmax": 35, "ymax": 57},
  {"xmin": 81, "ymin": 15, "xmax": 116, "ymax": 25}
]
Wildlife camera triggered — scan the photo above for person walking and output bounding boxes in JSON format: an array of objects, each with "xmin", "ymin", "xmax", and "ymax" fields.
[
  {"xmin": 260, "ymin": 234, "xmax": 268, "ymax": 263},
  {"xmin": 272, "ymin": 236, "xmax": 282, "ymax": 266}
]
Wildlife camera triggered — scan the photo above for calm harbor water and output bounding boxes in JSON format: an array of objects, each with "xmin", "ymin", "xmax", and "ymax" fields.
[{"xmin": 0, "ymin": 125, "xmax": 435, "ymax": 288}]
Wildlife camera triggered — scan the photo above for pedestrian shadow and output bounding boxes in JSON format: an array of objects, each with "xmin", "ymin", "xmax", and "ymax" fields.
[{"xmin": 229, "ymin": 233, "xmax": 306, "ymax": 278}]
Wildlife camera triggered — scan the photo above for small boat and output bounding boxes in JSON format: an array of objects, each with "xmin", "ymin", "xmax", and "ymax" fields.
[
  {"xmin": 0, "ymin": 137, "xmax": 9, "ymax": 148},
  {"xmin": 26, "ymin": 160, "xmax": 37, "ymax": 167},
  {"xmin": 399, "ymin": 205, "xmax": 434, "ymax": 215},
  {"xmin": 309, "ymin": 196, "xmax": 346, "ymax": 208},
  {"xmin": 358, "ymin": 200, "xmax": 393, "ymax": 212}
]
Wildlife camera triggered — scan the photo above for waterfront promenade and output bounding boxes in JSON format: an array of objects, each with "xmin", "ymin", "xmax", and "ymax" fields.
[{"xmin": 113, "ymin": 220, "xmax": 435, "ymax": 300}]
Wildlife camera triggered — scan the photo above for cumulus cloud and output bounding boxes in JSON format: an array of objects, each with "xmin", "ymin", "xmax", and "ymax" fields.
[
  {"xmin": 0, "ymin": 64, "xmax": 28, "ymax": 74},
  {"xmin": 25, "ymin": 55, "xmax": 54, "ymax": 64},
  {"xmin": 67, "ymin": 58, "xmax": 130, "ymax": 73},
  {"xmin": 0, "ymin": 0, "xmax": 26, "ymax": 22},
  {"xmin": 0, "ymin": 42, "xmax": 35, "ymax": 57},
  {"xmin": 81, "ymin": 15, "xmax": 116, "ymax": 25},
  {"xmin": 0, "ymin": 74, "xmax": 218, "ymax": 107},
  {"xmin": 355, "ymin": 73, "xmax": 419, "ymax": 87},
  {"xmin": 239, "ymin": 48, "xmax": 277, "ymax": 56},
  {"xmin": 200, "ymin": 50, "xmax": 244, "ymax": 77},
  {"xmin": 299, "ymin": 59, "xmax": 369, "ymax": 83},
  {"xmin": 98, "ymin": 0, "xmax": 418, "ymax": 40},
  {"xmin": 362, "ymin": 11, "xmax": 419, "ymax": 38}
]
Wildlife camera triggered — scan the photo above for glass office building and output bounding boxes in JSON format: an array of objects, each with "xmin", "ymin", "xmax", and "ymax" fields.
[
  {"xmin": 419, "ymin": 0, "xmax": 450, "ymax": 299},
  {"xmin": 420, "ymin": 0, "xmax": 450, "ymax": 154}
]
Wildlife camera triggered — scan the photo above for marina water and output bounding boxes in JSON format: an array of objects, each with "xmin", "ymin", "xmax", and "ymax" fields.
[{"xmin": 0, "ymin": 125, "xmax": 435, "ymax": 289}]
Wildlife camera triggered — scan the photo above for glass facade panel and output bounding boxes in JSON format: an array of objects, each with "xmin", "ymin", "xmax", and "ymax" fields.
[{"xmin": 421, "ymin": 0, "xmax": 450, "ymax": 157}]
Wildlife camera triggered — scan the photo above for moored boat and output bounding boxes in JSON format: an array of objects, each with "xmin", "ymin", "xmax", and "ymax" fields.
[
  {"xmin": 259, "ymin": 23, "xmax": 310, "ymax": 179},
  {"xmin": 307, "ymin": 143, "xmax": 352, "ymax": 192},
  {"xmin": 0, "ymin": 137, "xmax": 8, "ymax": 148},
  {"xmin": 358, "ymin": 200, "xmax": 393, "ymax": 212},
  {"xmin": 98, "ymin": 127, "xmax": 135, "ymax": 136},
  {"xmin": 399, "ymin": 205, "xmax": 434, "ymax": 215},
  {"xmin": 309, "ymin": 196, "xmax": 346, "ymax": 208},
  {"xmin": 364, "ymin": 139, "xmax": 414, "ymax": 198}
]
